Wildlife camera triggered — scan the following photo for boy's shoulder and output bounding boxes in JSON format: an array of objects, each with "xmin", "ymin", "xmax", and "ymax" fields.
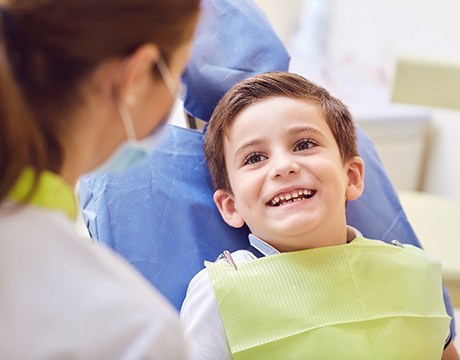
[
  {"xmin": 355, "ymin": 237, "xmax": 442, "ymax": 271},
  {"xmin": 358, "ymin": 236, "xmax": 430, "ymax": 254}
]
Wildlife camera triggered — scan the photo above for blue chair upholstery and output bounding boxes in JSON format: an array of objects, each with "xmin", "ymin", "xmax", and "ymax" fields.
[{"xmin": 79, "ymin": 0, "xmax": 455, "ymax": 338}]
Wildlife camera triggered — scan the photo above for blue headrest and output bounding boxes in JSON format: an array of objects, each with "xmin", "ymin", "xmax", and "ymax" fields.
[{"xmin": 181, "ymin": 0, "xmax": 290, "ymax": 121}]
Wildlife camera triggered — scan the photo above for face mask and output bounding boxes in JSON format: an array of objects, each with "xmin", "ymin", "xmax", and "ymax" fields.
[{"xmin": 92, "ymin": 56, "xmax": 178, "ymax": 175}]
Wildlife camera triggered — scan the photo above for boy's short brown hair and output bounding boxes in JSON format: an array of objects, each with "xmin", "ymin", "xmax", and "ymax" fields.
[{"xmin": 204, "ymin": 72, "xmax": 358, "ymax": 192}]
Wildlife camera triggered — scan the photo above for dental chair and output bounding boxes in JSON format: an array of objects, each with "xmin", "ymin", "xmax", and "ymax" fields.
[{"xmin": 79, "ymin": 0, "xmax": 455, "ymax": 338}]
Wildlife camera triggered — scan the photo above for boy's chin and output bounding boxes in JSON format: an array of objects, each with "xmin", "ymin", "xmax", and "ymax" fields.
[
  {"xmin": 270, "ymin": 214, "xmax": 320, "ymax": 232},
  {"xmin": 265, "ymin": 223, "xmax": 322, "ymax": 244}
]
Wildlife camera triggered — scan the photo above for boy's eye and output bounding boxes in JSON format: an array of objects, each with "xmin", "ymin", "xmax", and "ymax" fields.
[
  {"xmin": 243, "ymin": 152, "xmax": 267, "ymax": 165},
  {"xmin": 294, "ymin": 138, "xmax": 317, "ymax": 151}
]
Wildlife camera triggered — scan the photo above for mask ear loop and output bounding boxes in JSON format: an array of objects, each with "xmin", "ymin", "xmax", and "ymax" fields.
[
  {"xmin": 156, "ymin": 56, "xmax": 180, "ymax": 97},
  {"xmin": 112, "ymin": 58, "xmax": 137, "ymax": 143}
]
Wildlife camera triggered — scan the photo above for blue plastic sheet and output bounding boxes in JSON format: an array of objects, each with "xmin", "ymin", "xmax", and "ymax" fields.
[
  {"xmin": 182, "ymin": 0, "xmax": 290, "ymax": 121},
  {"xmin": 80, "ymin": 126, "xmax": 248, "ymax": 309}
]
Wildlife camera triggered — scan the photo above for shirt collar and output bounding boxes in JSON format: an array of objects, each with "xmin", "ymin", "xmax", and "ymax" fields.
[
  {"xmin": 248, "ymin": 226, "xmax": 363, "ymax": 257},
  {"xmin": 248, "ymin": 234, "xmax": 280, "ymax": 256},
  {"xmin": 9, "ymin": 168, "xmax": 78, "ymax": 220}
]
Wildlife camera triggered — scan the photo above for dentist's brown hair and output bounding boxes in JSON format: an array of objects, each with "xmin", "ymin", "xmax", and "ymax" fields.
[{"xmin": 0, "ymin": 0, "xmax": 199, "ymax": 202}]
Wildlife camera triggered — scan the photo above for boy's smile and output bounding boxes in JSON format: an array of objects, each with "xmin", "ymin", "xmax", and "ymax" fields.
[
  {"xmin": 267, "ymin": 188, "xmax": 316, "ymax": 206},
  {"xmin": 213, "ymin": 96, "xmax": 364, "ymax": 252}
]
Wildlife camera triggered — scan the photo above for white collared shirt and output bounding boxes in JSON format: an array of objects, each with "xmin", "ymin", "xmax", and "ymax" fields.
[{"xmin": 245, "ymin": 225, "xmax": 362, "ymax": 258}]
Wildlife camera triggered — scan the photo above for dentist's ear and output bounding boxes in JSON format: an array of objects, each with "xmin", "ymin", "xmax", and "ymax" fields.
[
  {"xmin": 345, "ymin": 156, "xmax": 365, "ymax": 201},
  {"xmin": 114, "ymin": 43, "xmax": 160, "ymax": 105},
  {"xmin": 213, "ymin": 189, "xmax": 245, "ymax": 228}
]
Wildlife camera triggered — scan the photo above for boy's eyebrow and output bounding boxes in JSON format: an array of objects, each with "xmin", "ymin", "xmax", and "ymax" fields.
[
  {"xmin": 288, "ymin": 125, "xmax": 324, "ymax": 137},
  {"xmin": 233, "ymin": 139, "xmax": 265, "ymax": 162}
]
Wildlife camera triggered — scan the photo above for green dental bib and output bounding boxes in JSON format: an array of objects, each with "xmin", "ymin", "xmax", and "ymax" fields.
[{"xmin": 206, "ymin": 237, "xmax": 450, "ymax": 359}]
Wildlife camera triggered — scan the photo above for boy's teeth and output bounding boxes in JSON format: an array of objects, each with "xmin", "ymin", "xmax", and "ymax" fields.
[{"xmin": 269, "ymin": 189, "xmax": 315, "ymax": 206}]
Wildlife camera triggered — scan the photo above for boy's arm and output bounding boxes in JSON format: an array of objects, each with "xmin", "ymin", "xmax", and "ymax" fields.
[
  {"xmin": 443, "ymin": 342, "xmax": 460, "ymax": 360},
  {"xmin": 180, "ymin": 269, "xmax": 232, "ymax": 360}
]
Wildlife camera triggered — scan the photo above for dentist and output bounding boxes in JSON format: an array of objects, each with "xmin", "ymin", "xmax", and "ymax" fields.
[{"xmin": 0, "ymin": 0, "xmax": 199, "ymax": 358}]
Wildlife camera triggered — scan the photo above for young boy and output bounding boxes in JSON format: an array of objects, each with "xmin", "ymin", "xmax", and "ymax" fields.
[{"xmin": 180, "ymin": 72, "xmax": 456, "ymax": 359}]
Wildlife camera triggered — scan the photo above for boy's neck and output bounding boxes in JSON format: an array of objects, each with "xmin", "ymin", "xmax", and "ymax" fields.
[{"xmin": 249, "ymin": 226, "xmax": 362, "ymax": 254}]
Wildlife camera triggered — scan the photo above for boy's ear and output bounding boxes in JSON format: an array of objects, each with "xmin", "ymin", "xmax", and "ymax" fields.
[
  {"xmin": 213, "ymin": 189, "xmax": 245, "ymax": 228},
  {"xmin": 345, "ymin": 156, "xmax": 365, "ymax": 201}
]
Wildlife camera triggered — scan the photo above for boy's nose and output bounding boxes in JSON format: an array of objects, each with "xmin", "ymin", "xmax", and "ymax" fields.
[{"xmin": 270, "ymin": 158, "xmax": 300, "ymax": 179}]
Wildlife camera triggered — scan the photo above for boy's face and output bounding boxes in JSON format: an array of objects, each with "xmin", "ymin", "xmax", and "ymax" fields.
[{"xmin": 214, "ymin": 96, "xmax": 364, "ymax": 251}]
